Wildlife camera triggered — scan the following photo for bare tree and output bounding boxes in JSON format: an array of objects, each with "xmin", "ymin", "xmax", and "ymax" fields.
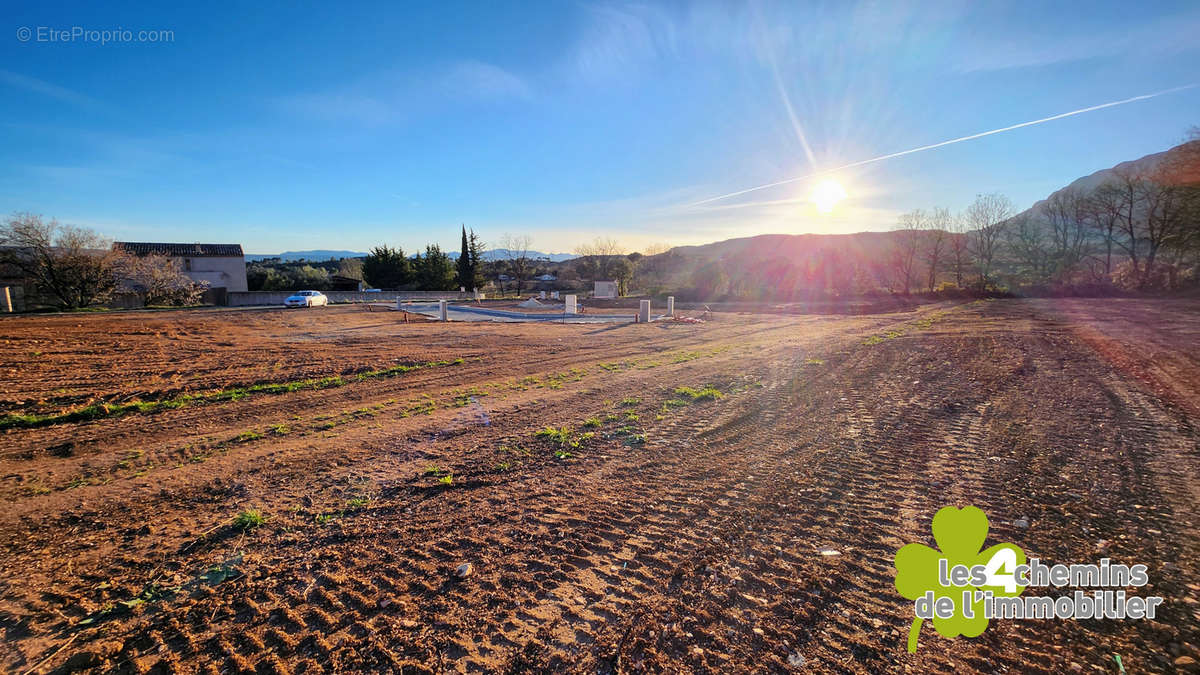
[
  {"xmin": 964, "ymin": 193, "xmax": 1013, "ymax": 291},
  {"xmin": 119, "ymin": 253, "xmax": 209, "ymax": 306},
  {"xmin": 1106, "ymin": 168, "xmax": 1149, "ymax": 285},
  {"xmin": 0, "ymin": 213, "xmax": 122, "ymax": 309},
  {"xmin": 1041, "ymin": 187, "xmax": 1091, "ymax": 282},
  {"xmin": 1103, "ymin": 163, "xmax": 1197, "ymax": 289},
  {"xmin": 574, "ymin": 236, "xmax": 628, "ymax": 282},
  {"xmin": 496, "ymin": 233, "xmax": 533, "ymax": 294},
  {"xmin": 948, "ymin": 213, "xmax": 971, "ymax": 289},
  {"xmin": 1005, "ymin": 212, "xmax": 1051, "ymax": 283},
  {"xmin": 1083, "ymin": 182, "xmax": 1125, "ymax": 278},
  {"xmin": 889, "ymin": 209, "xmax": 925, "ymax": 294},
  {"xmin": 575, "ymin": 236, "xmax": 625, "ymax": 258},
  {"xmin": 921, "ymin": 207, "xmax": 951, "ymax": 292},
  {"xmin": 1156, "ymin": 132, "xmax": 1200, "ymax": 265},
  {"xmin": 641, "ymin": 242, "xmax": 671, "ymax": 256}
]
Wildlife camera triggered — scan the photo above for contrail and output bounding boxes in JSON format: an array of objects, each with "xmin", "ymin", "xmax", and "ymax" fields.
[{"xmin": 685, "ymin": 84, "xmax": 1197, "ymax": 207}]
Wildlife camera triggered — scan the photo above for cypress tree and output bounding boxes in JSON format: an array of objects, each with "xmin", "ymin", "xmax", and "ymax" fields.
[{"xmin": 456, "ymin": 224, "xmax": 473, "ymax": 290}]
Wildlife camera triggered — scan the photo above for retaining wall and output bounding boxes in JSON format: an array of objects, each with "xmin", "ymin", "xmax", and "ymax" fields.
[{"xmin": 226, "ymin": 290, "xmax": 472, "ymax": 307}]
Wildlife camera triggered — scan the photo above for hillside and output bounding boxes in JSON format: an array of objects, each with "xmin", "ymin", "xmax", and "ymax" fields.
[
  {"xmin": 667, "ymin": 231, "xmax": 901, "ymax": 262},
  {"xmin": 247, "ymin": 249, "xmax": 577, "ymax": 263},
  {"xmin": 246, "ymin": 250, "xmax": 367, "ymax": 262},
  {"xmin": 1016, "ymin": 139, "xmax": 1200, "ymax": 221}
]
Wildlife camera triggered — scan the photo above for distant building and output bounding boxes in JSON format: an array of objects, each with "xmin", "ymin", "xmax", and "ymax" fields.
[
  {"xmin": 330, "ymin": 275, "xmax": 365, "ymax": 291},
  {"xmin": 113, "ymin": 242, "xmax": 248, "ymax": 292},
  {"xmin": 593, "ymin": 280, "xmax": 618, "ymax": 298},
  {"xmin": 535, "ymin": 273, "xmax": 557, "ymax": 282}
]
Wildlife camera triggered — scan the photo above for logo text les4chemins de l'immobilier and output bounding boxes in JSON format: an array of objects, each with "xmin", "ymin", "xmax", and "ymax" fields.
[{"xmin": 894, "ymin": 506, "xmax": 1163, "ymax": 653}]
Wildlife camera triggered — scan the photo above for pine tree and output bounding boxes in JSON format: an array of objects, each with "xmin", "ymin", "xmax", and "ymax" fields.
[
  {"xmin": 417, "ymin": 244, "xmax": 455, "ymax": 290},
  {"xmin": 362, "ymin": 245, "xmax": 411, "ymax": 289},
  {"xmin": 468, "ymin": 228, "xmax": 486, "ymax": 291}
]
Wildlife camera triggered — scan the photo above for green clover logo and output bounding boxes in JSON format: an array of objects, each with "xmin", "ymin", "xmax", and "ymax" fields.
[{"xmin": 894, "ymin": 506, "xmax": 1026, "ymax": 653}]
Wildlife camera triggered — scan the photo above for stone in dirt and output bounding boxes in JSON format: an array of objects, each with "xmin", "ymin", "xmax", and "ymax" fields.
[{"xmin": 454, "ymin": 563, "xmax": 473, "ymax": 578}]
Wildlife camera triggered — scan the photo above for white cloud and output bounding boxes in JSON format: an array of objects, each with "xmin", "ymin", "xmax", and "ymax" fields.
[
  {"xmin": 281, "ymin": 60, "xmax": 532, "ymax": 125},
  {"xmin": 438, "ymin": 60, "xmax": 532, "ymax": 99},
  {"xmin": 0, "ymin": 69, "xmax": 104, "ymax": 109},
  {"xmin": 565, "ymin": 4, "xmax": 679, "ymax": 81},
  {"xmin": 951, "ymin": 7, "xmax": 1200, "ymax": 73}
]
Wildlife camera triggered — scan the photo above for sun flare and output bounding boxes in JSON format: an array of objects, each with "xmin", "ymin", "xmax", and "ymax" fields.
[{"xmin": 810, "ymin": 179, "xmax": 847, "ymax": 214}]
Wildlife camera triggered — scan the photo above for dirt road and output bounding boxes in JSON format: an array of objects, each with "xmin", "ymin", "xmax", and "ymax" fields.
[{"xmin": 0, "ymin": 299, "xmax": 1197, "ymax": 673}]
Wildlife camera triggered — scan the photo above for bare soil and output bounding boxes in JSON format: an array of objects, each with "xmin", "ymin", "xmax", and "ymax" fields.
[{"xmin": 0, "ymin": 299, "xmax": 1197, "ymax": 673}]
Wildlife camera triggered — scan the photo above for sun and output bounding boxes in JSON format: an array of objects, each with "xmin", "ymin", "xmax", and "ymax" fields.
[{"xmin": 810, "ymin": 179, "xmax": 847, "ymax": 214}]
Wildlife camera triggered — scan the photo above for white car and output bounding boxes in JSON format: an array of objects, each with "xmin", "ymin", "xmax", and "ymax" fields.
[{"xmin": 284, "ymin": 290, "xmax": 329, "ymax": 307}]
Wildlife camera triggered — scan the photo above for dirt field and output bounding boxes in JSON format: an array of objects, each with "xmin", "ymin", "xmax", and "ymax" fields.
[{"xmin": 1, "ymin": 299, "xmax": 1198, "ymax": 673}]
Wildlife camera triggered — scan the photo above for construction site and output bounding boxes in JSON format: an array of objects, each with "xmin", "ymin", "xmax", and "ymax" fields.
[{"xmin": 1, "ymin": 297, "xmax": 1197, "ymax": 673}]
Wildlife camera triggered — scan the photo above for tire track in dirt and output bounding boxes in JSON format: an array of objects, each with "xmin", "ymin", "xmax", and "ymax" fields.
[{"xmin": 4, "ymin": 300, "xmax": 1197, "ymax": 673}]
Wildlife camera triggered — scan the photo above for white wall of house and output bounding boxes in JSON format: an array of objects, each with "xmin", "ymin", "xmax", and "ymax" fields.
[
  {"xmin": 180, "ymin": 256, "xmax": 247, "ymax": 292},
  {"xmin": 593, "ymin": 280, "xmax": 618, "ymax": 298}
]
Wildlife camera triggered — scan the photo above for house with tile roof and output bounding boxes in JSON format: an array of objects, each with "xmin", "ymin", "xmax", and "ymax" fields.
[{"xmin": 113, "ymin": 242, "xmax": 248, "ymax": 292}]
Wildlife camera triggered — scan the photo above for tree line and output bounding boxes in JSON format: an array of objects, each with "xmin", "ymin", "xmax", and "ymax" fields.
[
  {"xmin": 359, "ymin": 226, "xmax": 486, "ymax": 291},
  {"xmin": 889, "ymin": 133, "xmax": 1199, "ymax": 294}
]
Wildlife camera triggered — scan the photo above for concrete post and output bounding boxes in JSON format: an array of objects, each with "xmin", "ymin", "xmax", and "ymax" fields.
[
  {"xmin": 564, "ymin": 295, "xmax": 577, "ymax": 314},
  {"xmin": 439, "ymin": 299, "xmax": 448, "ymax": 321},
  {"xmin": 396, "ymin": 298, "xmax": 403, "ymax": 311},
  {"xmin": 1, "ymin": 286, "xmax": 11, "ymax": 313},
  {"xmin": 638, "ymin": 299, "xmax": 651, "ymax": 323},
  {"xmin": 539, "ymin": 290, "xmax": 546, "ymax": 299},
  {"xmin": 667, "ymin": 296, "xmax": 675, "ymax": 316}
]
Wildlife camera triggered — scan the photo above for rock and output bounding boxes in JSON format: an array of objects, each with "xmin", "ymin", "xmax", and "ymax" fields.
[
  {"xmin": 63, "ymin": 641, "xmax": 120, "ymax": 670},
  {"xmin": 1013, "ymin": 518, "xmax": 1030, "ymax": 529},
  {"xmin": 1068, "ymin": 663, "xmax": 1083, "ymax": 672},
  {"xmin": 454, "ymin": 563, "xmax": 473, "ymax": 579},
  {"xmin": 818, "ymin": 548, "xmax": 840, "ymax": 556},
  {"xmin": 1175, "ymin": 656, "xmax": 1197, "ymax": 667},
  {"xmin": 787, "ymin": 651, "xmax": 806, "ymax": 667},
  {"xmin": 65, "ymin": 650, "xmax": 103, "ymax": 670}
]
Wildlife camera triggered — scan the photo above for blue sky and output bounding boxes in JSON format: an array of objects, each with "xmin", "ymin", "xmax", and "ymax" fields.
[{"xmin": 2, "ymin": 1, "xmax": 1198, "ymax": 254}]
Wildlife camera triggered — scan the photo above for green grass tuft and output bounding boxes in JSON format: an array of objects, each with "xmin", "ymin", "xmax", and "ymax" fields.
[
  {"xmin": 673, "ymin": 385, "xmax": 724, "ymax": 401},
  {"xmin": 233, "ymin": 509, "xmax": 266, "ymax": 530},
  {"xmin": 0, "ymin": 358, "xmax": 464, "ymax": 430}
]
